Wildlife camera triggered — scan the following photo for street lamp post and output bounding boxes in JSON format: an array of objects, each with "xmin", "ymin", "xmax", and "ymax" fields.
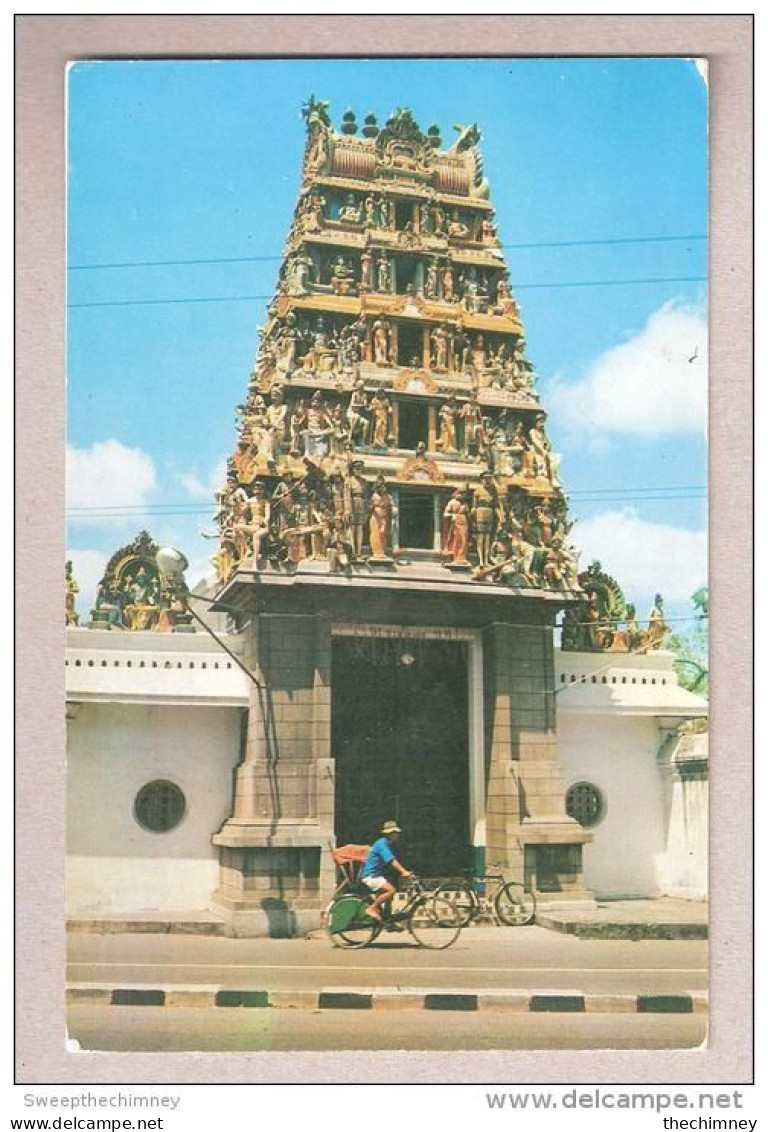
[{"xmin": 154, "ymin": 547, "xmax": 262, "ymax": 689}]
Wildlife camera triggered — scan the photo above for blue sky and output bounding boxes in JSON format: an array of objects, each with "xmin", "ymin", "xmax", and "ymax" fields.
[{"xmin": 66, "ymin": 57, "xmax": 708, "ymax": 628}]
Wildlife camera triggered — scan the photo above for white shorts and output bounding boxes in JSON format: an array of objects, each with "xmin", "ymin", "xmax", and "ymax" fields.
[{"xmin": 362, "ymin": 876, "xmax": 390, "ymax": 892}]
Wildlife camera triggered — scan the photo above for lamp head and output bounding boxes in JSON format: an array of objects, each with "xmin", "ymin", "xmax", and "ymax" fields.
[{"xmin": 155, "ymin": 547, "xmax": 189, "ymax": 583}]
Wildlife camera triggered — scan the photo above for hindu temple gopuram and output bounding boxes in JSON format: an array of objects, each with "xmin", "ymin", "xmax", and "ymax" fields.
[{"xmin": 195, "ymin": 99, "xmax": 600, "ymax": 928}]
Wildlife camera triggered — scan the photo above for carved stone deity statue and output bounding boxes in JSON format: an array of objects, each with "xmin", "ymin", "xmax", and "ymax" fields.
[
  {"xmin": 369, "ymin": 390, "xmax": 393, "ymax": 448},
  {"xmin": 460, "ymin": 391, "xmax": 484, "ymax": 457},
  {"xmin": 338, "ymin": 193, "xmax": 361, "ymax": 223},
  {"xmin": 329, "ymin": 404, "xmax": 349, "ymax": 457},
  {"xmin": 509, "ymin": 421, "xmax": 531, "ymax": 475},
  {"xmin": 481, "ymin": 217, "xmax": 497, "ymax": 243},
  {"xmin": 461, "ymin": 271, "xmax": 480, "ymax": 313},
  {"xmin": 376, "ymin": 254, "xmax": 392, "ymax": 293},
  {"xmin": 430, "ymin": 323, "xmax": 451, "ymax": 370},
  {"xmin": 470, "ymin": 333, "xmax": 488, "ymax": 372},
  {"xmin": 363, "ymin": 195, "xmax": 377, "ymax": 226},
  {"xmin": 376, "ymin": 195, "xmax": 392, "ymax": 228},
  {"xmin": 339, "ymin": 317, "xmax": 366, "ymax": 369},
  {"xmin": 304, "ymin": 390, "xmax": 334, "ymax": 458},
  {"xmin": 303, "ymin": 316, "xmax": 338, "ymax": 373},
  {"xmin": 448, "ymin": 213, "xmax": 471, "ymax": 240},
  {"xmin": 65, "ymin": 560, "xmax": 79, "ymax": 626},
  {"xmin": 488, "ymin": 425, "xmax": 514, "ymax": 475},
  {"xmin": 285, "ymin": 252, "xmax": 313, "ymax": 296},
  {"xmin": 453, "ymin": 327, "xmax": 470, "ymax": 370},
  {"xmin": 330, "ymin": 255, "xmax": 356, "ymax": 295},
  {"xmin": 275, "ymin": 312, "xmax": 300, "ymax": 374},
  {"xmin": 642, "ymin": 594, "xmax": 668, "ymax": 650},
  {"xmin": 509, "ymin": 339, "xmax": 537, "ymax": 394},
  {"xmin": 308, "ymin": 495, "xmax": 333, "ymax": 561},
  {"xmin": 346, "ymin": 379, "xmax": 371, "ymax": 446},
  {"xmin": 471, "ymin": 474, "xmax": 500, "ymax": 568},
  {"xmin": 530, "ymin": 500, "xmax": 554, "ymax": 547},
  {"xmin": 368, "ymin": 475, "xmax": 394, "ymax": 561},
  {"xmin": 441, "ymin": 489, "xmax": 471, "ymax": 566},
  {"xmin": 437, "ymin": 395, "xmax": 459, "ymax": 453},
  {"xmin": 372, "ymin": 318, "xmax": 391, "ymax": 366},
  {"xmin": 123, "ymin": 563, "xmax": 160, "ymax": 629},
  {"xmin": 308, "ymin": 191, "xmax": 326, "ymax": 230},
  {"xmin": 234, "ymin": 480, "xmax": 271, "ymax": 567},
  {"xmin": 238, "ymin": 393, "xmax": 266, "ymax": 445},
  {"xmin": 344, "ymin": 460, "xmax": 368, "ymax": 559},
  {"xmin": 527, "ymin": 414, "xmax": 552, "ymax": 479},
  {"xmin": 495, "ymin": 276, "xmax": 519, "ymax": 317},
  {"xmin": 360, "ymin": 248, "xmax": 373, "ymax": 292},
  {"xmin": 327, "ymin": 516, "xmax": 356, "ymax": 572},
  {"xmin": 441, "ymin": 263, "xmax": 456, "ymax": 302},
  {"xmin": 431, "ymin": 202, "xmax": 446, "ymax": 235},
  {"xmin": 542, "ymin": 536, "xmax": 579, "ymax": 590},
  {"xmin": 264, "ymin": 386, "xmax": 288, "ymax": 463},
  {"xmin": 477, "ymin": 531, "xmax": 536, "ymax": 586},
  {"xmin": 425, "ymin": 258, "xmax": 439, "ymax": 299},
  {"xmin": 289, "ymin": 399, "xmax": 309, "ymax": 455},
  {"xmin": 271, "ymin": 473, "xmax": 298, "ymax": 534},
  {"xmin": 283, "ymin": 482, "xmax": 313, "ymax": 564}
]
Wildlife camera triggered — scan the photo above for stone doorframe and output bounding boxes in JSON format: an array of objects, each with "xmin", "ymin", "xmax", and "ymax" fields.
[{"xmin": 330, "ymin": 622, "xmax": 486, "ymax": 853}]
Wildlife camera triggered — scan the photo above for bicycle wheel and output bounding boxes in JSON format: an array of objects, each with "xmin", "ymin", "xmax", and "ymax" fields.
[
  {"xmin": 326, "ymin": 894, "xmax": 379, "ymax": 948},
  {"xmin": 407, "ymin": 895, "xmax": 463, "ymax": 949},
  {"xmin": 433, "ymin": 880, "xmax": 475, "ymax": 927},
  {"xmin": 494, "ymin": 882, "xmax": 536, "ymax": 926}
]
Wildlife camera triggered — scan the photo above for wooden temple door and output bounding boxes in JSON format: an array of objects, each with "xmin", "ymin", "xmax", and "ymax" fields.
[{"xmin": 331, "ymin": 635, "xmax": 470, "ymax": 877}]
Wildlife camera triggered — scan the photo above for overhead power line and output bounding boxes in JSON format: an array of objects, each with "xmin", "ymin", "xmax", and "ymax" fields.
[
  {"xmin": 67, "ymin": 274, "xmax": 707, "ymax": 310},
  {"xmin": 67, "ymin": 233, "xmax": 708, "ymax": 272},
  {"xmin": 66, "ymin": 486, "xmax": 707, "ymax": 516}
]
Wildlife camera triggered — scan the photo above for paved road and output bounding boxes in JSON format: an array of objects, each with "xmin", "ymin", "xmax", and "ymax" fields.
[
  {"xmin": 68, "ymin": 927, "xmax": 708, "ymax": 996},
  {"xmin": 67, "ymin": 1004, "xmax": 707, "ymax": 1054}
]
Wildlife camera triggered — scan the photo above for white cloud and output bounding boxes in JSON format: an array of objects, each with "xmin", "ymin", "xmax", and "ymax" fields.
[
  {"xmin": 185, "ymin": 550, "xmax": 219, "ymax": 591},
  {"xmin": 66, "ymin": 548, "xmax": 109, "ymax": 621},
  {"xmin": 174, "ymin": 456, "xmax": 228, "ymax": 501},
  {"xmin": 573, "ymin": 507, "xmax": 707, "ymax": 605},
  {"xmin": 67, "ymin": 439, "xmax": 158, "ymax": 526},
  {"xmin": 546, "ymin": 301, "xmax": 707, "ymax": 437}
]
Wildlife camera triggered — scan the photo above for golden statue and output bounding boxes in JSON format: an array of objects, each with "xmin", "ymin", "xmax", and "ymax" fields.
[
  {"xmin": 368, "ymin": 475, "xmax": 394, "ymax": 561},
  {"xmin": 65, "ymin": 560, "xmax": 79, "ymax": 626},
  {"xmin": 441, "ymin": 489, "xmax": 471, "ymax": 565}
]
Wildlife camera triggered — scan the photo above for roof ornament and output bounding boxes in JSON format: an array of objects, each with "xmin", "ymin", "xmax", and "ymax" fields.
[
  {"xmin": 450, "ymin": 122, "xmax": 487, "ymax": 196},
  {"xmin": 451, "ymin": 122, "xmax": 482, "ymax": 152},
  {"xmin": 376, "ymin": 106, "xmax": 431, "ymax": 176},
  {"xmin": 300, "ymin": 94, "xmax": 331, "ymax": 132}
]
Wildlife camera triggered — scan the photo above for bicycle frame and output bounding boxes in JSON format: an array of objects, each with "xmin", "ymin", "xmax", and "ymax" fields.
[
  {"xmin": 326, "ymin": 876, "xmax": 462, "ymax": 947},
  {"xmin": 437, "ymin": 864, "xmax": 535, "ymax": 926}
]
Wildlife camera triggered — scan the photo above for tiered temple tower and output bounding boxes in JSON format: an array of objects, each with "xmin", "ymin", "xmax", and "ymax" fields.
[{"xmin": 209, "ymin": 100, "xmax": 593, "ymax": 933}]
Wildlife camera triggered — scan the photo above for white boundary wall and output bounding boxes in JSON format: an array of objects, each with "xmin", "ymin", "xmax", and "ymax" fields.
[{"xmin": 67, "ymin": 702, "xmax": 242, "ymax": 914}]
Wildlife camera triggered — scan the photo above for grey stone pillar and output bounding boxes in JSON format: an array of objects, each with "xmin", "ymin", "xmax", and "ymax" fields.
[
  {"xmin": 212, "ymin": 612, "xmax": 337, "ymax": 934},
  {"xmin": 483, "ymin": 618, "xmax": 594, "ymax": 907}
]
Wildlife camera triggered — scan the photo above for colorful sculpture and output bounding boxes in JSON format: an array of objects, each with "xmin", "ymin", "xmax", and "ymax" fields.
[{"xmin": 212, "ymin": 101, "xmax": 575, "ymax": 592}]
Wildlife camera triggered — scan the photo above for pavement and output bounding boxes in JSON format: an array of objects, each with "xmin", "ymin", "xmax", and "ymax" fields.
[
  {"xmin": 537, "ymin": 897, "xmax": 708, "ymax": 940},
  {"xmin": 66, "ymin": 904, "xmax": 709, "ymax": 1017},
  {"xmin": 67, "ymin": 896, "xmax": 708, "ymax": 940}
]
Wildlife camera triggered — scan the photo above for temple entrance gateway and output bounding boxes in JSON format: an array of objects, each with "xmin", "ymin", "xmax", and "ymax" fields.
[
  {"xmin": 331, "ymin": 635, "xmax": 470, "ymax": 876},
  {"xmin": 204, "ymin": 101, "xmax": 597, "ymax": 932}
]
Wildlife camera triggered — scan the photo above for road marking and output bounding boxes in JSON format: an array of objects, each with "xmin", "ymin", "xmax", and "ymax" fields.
[{"xmin": 67, "ymin": 962, "xmax": 707, "ymax": 974}]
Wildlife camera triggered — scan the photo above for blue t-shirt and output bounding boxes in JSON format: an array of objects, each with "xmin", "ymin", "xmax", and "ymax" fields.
[{"xmin": 360, "ymin": 837, "xmax": 396, "ymax": 880}]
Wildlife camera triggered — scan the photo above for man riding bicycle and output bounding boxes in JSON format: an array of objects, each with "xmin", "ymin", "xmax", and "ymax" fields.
[{"xmin": 360, "ymin": 820, "xmax": 413, "ymax": 922}]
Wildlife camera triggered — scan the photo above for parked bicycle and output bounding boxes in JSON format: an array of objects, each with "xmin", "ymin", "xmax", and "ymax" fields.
[
  {"xmin": 432, "ymin": 863, "xmax": 536, "ymax": 927},
  {"xmin": 324, "ymin": 845, "xmax": 464, "ymax": 950}
]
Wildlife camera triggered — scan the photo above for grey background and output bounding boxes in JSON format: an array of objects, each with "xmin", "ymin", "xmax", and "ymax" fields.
[{"xmin": 15, "ymin": 13, "xmax": 753, "ymax": 1084}]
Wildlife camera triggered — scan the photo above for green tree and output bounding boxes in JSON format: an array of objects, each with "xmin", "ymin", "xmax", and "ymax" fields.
[{"xmin": 667, "ymin": 587, "xmax": 708, "ymax": 694}]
